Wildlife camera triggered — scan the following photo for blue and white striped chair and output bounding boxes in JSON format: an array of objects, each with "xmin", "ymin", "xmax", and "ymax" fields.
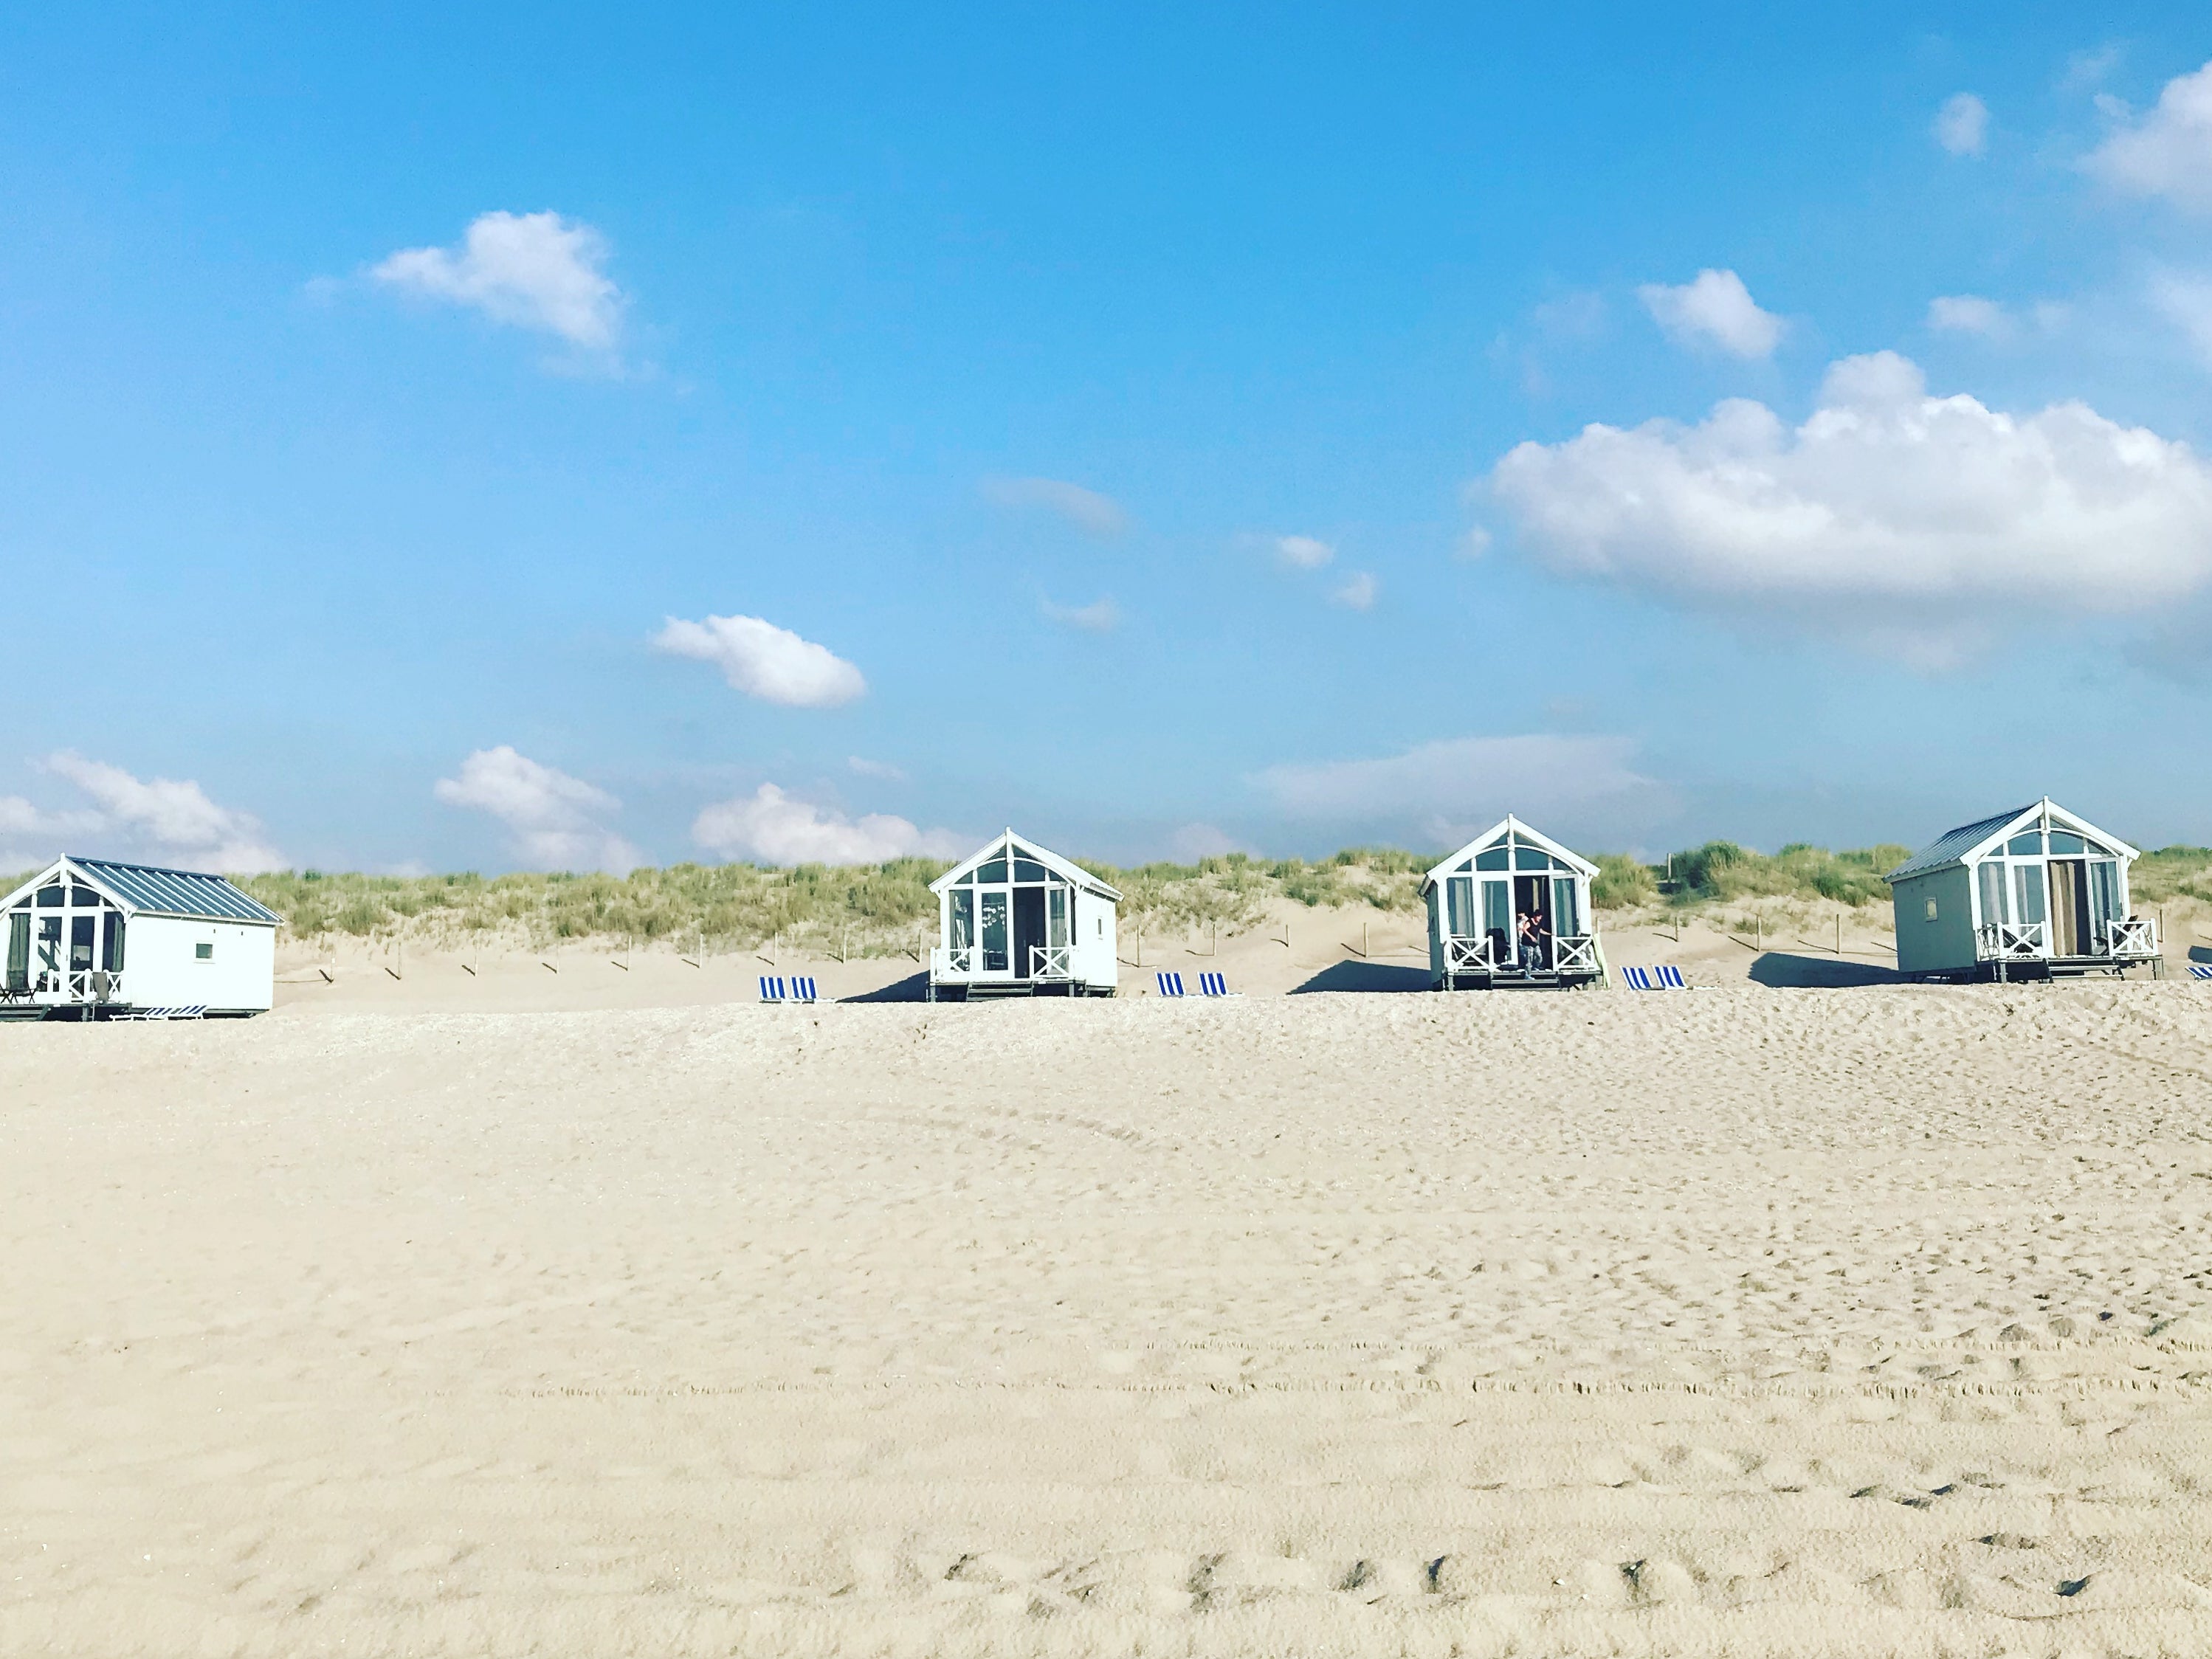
[
  {"xmin": 1655, "ymin": 965, "xmax": 1686, "ymax": 990},
  {"xmin": 758, "ymin": 976, "xmax": 786, "ymax": 1003},
  {"xmin": 117, "ymin": 1005, "xmax": 208, "ymax": 1021},
  {"xmin": 1198, "ymin": 971, "xmax": 1231, "ymax": 997},
  {"xmin": 2188, "ymin": 964, "xmax": 2212, "ymax": 981},
  {"xmin": 790, "ymin": 976, "xmax": 819, "ymax": 1004},
  {"xmin": 1155, "ymin": 971, "xmax": 1186, "ymax": 998},
  {"xmin": 1618, "ymin": 965, "xmax": 1655, "ymax": 990}
]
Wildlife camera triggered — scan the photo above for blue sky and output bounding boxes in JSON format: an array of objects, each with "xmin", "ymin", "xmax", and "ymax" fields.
[{"xmin": 4, "ymin": 4, "xmax": 2212, "ymax": 873}]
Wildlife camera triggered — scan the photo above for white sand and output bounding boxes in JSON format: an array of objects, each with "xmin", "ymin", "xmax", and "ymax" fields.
[{"xmin": 5, "ymin": 982, "xmax": 2212, "ymax": 1656}]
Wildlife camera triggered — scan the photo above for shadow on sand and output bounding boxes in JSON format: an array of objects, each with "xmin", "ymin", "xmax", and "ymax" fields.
[
  {"xmin": 841, "ymin": 971, "xmax": 931, "ymax": 1004},
  {"xmin": 1289, "ymin": 960, "xmax": 1433, "ymax": 995},
  {"xmin": 1749, "ymin": 953, "xmax": 1903, "ymax": 989}
]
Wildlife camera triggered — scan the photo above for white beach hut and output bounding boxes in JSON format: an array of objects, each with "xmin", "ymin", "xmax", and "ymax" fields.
[
  {"xmin": 1, "ymin": 855, "xmax": 281, "ymax": 1018},
  {"xmin": 927, "ymin": 830, "xmax": 1120, "ymax": 1000},
  {"xmin": 1887, "ymin": 799, "xmax": 2159, "ymax": 982},
  {"xmin": 1421, "ymin": 816, "xmax": 1604, "ymax": 990}
]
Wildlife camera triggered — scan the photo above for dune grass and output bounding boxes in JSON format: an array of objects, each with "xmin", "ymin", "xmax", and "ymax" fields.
[{"xmin": 7, "ymin": 832, "xmax": 2170, "ymax": 954}]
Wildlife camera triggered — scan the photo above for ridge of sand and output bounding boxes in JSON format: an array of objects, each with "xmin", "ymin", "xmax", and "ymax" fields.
[{"xmin": 4, "ymin": 987, "xmax": 2211, "ymax": 1655}]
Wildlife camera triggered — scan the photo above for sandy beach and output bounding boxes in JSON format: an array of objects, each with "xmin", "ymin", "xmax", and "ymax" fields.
[{"xmin": 6, "ymin": 978, "xmax": 2212, "ymax": 1657}]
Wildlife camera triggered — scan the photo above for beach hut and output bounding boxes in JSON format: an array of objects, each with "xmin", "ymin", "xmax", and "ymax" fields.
[
  {"xmin": 1887, "ymin": 799, "xmax": 2159, "ymax": 982},
  {"xmin": 1421, "ymin": 816, "xmax": 1604, "ymax": 990},
  {"xmin": 927, "ymin": 830, "xmax": 1120, "ymax": 1000},
  {"xmin": 1, "ymin": 855, "xmax": 281, "ymax": 1018}
]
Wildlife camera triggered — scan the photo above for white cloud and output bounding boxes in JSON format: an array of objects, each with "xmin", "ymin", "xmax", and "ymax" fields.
[
  {"xmin": 1330, "ymin": 571, "xmax": 1378, "ymax": 610},
  {"xmin": 1253, "ymin": 734, "xmax": 1664, "ymax": 841},
  {"xmin": 1041, "ymin": 596, "xmax": 1121, "ymax": 632},
  {"xmin": 692, "ymin": 784, "xmax": 961, "ymax": 866},
  {"xmin": 1457, "ymin": 525, "xmax": 1493, "ymax": 560},
  {"xmin": 982, "ymin": 477, "xmax": 1129, "ymax": 536},
  {"xmin": 1637, "ymin": 269, "xmax": 1784, "ymax": 359},
  {"xmin": 1927, "ymin": 294, "xmax": 2013, "ymax": 337},
  {"xmin": 1274, "ymin": 534, "xmax": 1334, "ymax": 568},
  {"xmin": 2151, "ymin": 270, "xmax": 2212, "ymax": 367},
  {"xmin": 37, "ymin": 752, "xmax": 283, "ymax": 872},
  {"xmin": 372, "ymin": 210, "xmax": 624, "ymax": 349},
  {"xmin": 1934, "ymin": 92, "xmax": 1990, "ymax": 157},
  {"xmin": 653, "ymin": 613, "xmax": 866, "ymax": 708},
  {"xmin": 1487, "ymin": 351, "xmax": 2212, "ymax": 658},
  {"xmin": 847, "ymin": 756, "xmax": 907, "ymax": 782},
  {"xmin": 433, "ymin": 746, "xmax": 637, "ymax": 872},
  {"xmin": 2061, "ymin": 45, "xmax": 2124, "ymax": 95},
  {"xmin": 2085, "ymin": 60, "xmax": 2212, "ymax": 210}
]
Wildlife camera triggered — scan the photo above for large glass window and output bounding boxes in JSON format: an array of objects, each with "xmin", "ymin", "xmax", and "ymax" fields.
[
  {"xmin": 1446, "ymin": 877, "xmax": 1475, "ymax": 937},
  {"xmin": 70, "ymin": 886, "xmax": 103, "ymax": 907},
  {"xmin": 101, "ymin": 912, "xmax": 125, "ymax": 972},
  {"xmin": 1047, "ymin": 887, "xmax": 1068, "ymax": 947},
  {"xmin": 1481, "ymin": 880, "xmax": 1512, "ymax": 942},
  {"xmin": 979, "ymin": 891, "xmax": 1009, "ymax": 972},
  {"xmin": 1977, "ymin": 862, "xmax": 2007, "ymax": 927},
  {"xmin": 2006, "ymin": 832, "xmax": 2043, "ymax": 856},
  {"xmin": 2048, "ymin": 831, "xmax": 2086, "ymax": 855},
  {"xmin": 2088, "ymin": 860, "xmax": 2123, "ymax": 931},
  {"xmin": 949, "ymin": 889, "xmax": 974, "ymax": 949},
  {"xmin": 1012, "ymin": 858, "xmax": 1048, "ymax": 883},
  {"xmin": 1514, "ymin": 847, "xmax": 1553, "ymax": 869},
  {"xmin": 976, "ymin": 858, "xmax": 1007, "ymax": 883},
  {"xmin": 2013, "ymin": 863, "xmax": 2047, "ymax": 927},
  {"xmin": 69, "ymin": 915, "xmax": 94, "ymax": 972},
  {"xmin": 1551, "ymin": 877, "xmax": 1581, "ymax": 939},
  {"xmin": 5, "ymin": 912, "xmax": 27, "ymax": 990},
  {"xmin": 37, "ymin": 884, "xmax": 63, "ymax": 907},
  {"xmin": 1474, "ymin": 847, "xmax": 1509, "ymax": 871}
]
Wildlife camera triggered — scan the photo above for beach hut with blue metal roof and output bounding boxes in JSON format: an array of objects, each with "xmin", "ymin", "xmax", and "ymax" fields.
[
  {"xmin": 1887, "ymin": 799, "xmax": 2159, "ymax": 982},
  {"xmin": 1, "ymin": 855, "xmax": 281, "ymax": 1018}
]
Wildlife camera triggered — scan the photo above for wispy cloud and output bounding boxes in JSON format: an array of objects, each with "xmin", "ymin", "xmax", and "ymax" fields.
[
  {"xmin": 692, "ymin": 784, "xmax": 962, "ymax": 866},
  {"xmin": 1637, "ymin": 269, "xmax": 1784, "ymax": 359},
  {"xmin": 1926, "ymin": 294, "xmax": 2013, "ymax": 338},
  {"xmin": 1934, "ymin": 92, "xmax": 1990, "ymax": 157},
  {"xmin": 372, "ymin": 210, "xmax": 625, "ymax": 353},
  {"xmin": 27, "ymin": 752, "xmax": 283, "ymax": 872},
  {"xmin": 653, "ymin": 613, "xmax": 866, "ymax": 708},
  {"xmin": 1041, "ymin": 596, "xmax": 1121, "ymax": 632},
  {"xmin": 433, "ymin": 746, "xmax": 637, "ymax": 872},
  {"xmin": 1253, "ymin": 734, "xmax": 1665, "ymax": 843},
  {"xmin": 1272, "ymin": 534, "xmax": 1334, "ymax": 569},
  {"xmin": 1330, "ymin": 571, "xmax": 1378, "ymax": 610},
  {"xmin": 847, "ymin": 756, "xmax": 907, "ymax": 782},
  {"xmin": 2084, "ymin": 59, "xmax": 2212, "ymax": 211},
  {"xmin": 982, "ymin": 477, "xmax": 1129, "ymax": 536}
]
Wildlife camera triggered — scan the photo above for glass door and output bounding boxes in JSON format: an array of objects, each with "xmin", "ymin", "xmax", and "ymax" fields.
[{"xmin": 978, "ymin": 886, "xmax": 1010, "ymax": 975}]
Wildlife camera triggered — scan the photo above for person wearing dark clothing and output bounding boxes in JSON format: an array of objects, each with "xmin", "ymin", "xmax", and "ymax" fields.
[{"xmin": 1516, "ymin": 911, "xmax": 1546, "ymax": 973}]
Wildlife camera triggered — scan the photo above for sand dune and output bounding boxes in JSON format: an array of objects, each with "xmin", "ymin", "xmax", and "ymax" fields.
[{"xmin": 5, "ymin": 984, "xmax": 2211, "ymax": 1655}]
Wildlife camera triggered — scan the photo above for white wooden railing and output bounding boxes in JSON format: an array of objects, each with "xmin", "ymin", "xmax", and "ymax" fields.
[
  {"xmin": 1979, "ymin": 921, "xmax": 2047, "ymax": 959},
  {"xmin": 931, "ymin": 945, "xmax": 976, "ymax": 979},
  {"xmin": 1444, "ymin": 934, "xmax": 1502, "ymax": 971},
  {"xmin": 1551, "ymin": 934, "xmax": 1599, "ymax": 973},
  {"xmin": 2099, "ymin": 917, "xmax": 2159, "ymax": 959},
  {"xmin": 1027, "ymin": 944, "xmax": 1072, "ymax": 979}
]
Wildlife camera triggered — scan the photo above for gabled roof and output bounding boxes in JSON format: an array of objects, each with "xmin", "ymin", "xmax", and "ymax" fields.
[
  {"xmin": 928, "ymin": 829, "xmax": 1122, "ymax": 901},
  {"xmin": 0, "ymin": 855, "xmax": 282, "ymax": 925},
  {"xmin": 1420, "ymin": 815, "xmax": 1599, "ymax": 891},
  {"xmin": 1886, "ymin": 798, "xmax": 2139, "ymax": 883}
]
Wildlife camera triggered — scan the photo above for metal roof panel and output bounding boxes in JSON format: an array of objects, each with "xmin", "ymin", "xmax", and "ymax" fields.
[{"xmin": 67, "ymin": 857, "xmax": 283, "ymax": 924}]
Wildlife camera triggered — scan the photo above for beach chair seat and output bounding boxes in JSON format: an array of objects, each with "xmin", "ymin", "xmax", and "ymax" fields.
[
  {"xmin": 117, "ymin": 1005, "xmax": 208, "ymax": 1021},
  {"xmin": 790, "ymin": 976, "xmax": 819, "ymax": 1004},
  {"xmin": 1155, "ymin": 971, "xmax": 1186, "ymax": 998},
  {"xmin": 1197, "ymin": 971, "xmax": 1232, "ymax": 997},
  {"xmin": 758, "ymin": 976, "xmax": 786, "ymax": 1003},
  {"xmin": 1618, "ymin": 965, "xmax": 1655, "ymax": 990},
  {"xmin": 2189, "ymin": 964, "xmax": 2212, "ymax": 981},
  {"xmin": 1655, "ymin": 965, "xmax": 1686, "ymax": 990}
]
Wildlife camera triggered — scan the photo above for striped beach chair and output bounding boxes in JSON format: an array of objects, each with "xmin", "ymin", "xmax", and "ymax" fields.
[
  {"xmin": 1655, "ymin": 965, "xmax": 1686, "ymax": 990},
  {"xmin": 758, "ymin": 976, "xmax": 786, "ymax": 1003},
  {"xmin": 1155, "ymin": 971, "xmax": 1186, "ymax": 998},
  {"xmin": 789, "ymin": 976, "xmax": 819, "ymax": 1004},
  {"xmin": 117, "ymin": 1005, "xmax": 208, "ymax": 1021},
  {"xmin": 1197, "ymin": 972, "xmax": 1232, "ymax": 997},
  {"xmin": 1618, "ymin": 965, "xmax": 1655, "ymax": 990},
  {"xmin": 2188, "ymin": 964, "xmax": 2212, "ymax": 981}
]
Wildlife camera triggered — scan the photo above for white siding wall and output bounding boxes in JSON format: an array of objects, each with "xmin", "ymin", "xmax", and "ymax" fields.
[{"xmin": 126, "ymin": 917, "xmax": 275, "ymax": 1012}]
